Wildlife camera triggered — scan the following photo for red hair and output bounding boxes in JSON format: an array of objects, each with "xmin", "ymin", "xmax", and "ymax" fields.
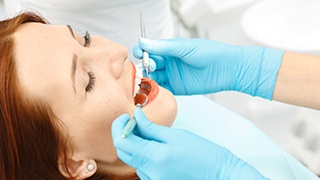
[{"xmin": 0, "ymin": 12, "xmax": 139, "ymax": 180}]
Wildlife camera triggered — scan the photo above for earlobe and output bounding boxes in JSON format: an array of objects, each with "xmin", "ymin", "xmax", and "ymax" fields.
[{"xmin": 58, "ymin": 159, "xmax": 97, "ymax": 179}]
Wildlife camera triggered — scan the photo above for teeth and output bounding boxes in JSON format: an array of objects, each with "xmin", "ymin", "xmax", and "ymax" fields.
[
  {"xmin": 135, "ymin": 77, "xmax": 141, "ymax": 85},
  {"xmin": 136, "ymin": 68, "xmax": 143, "ymax": 79},
  {"xmin": 134, "ymin": 84, "xmax": 140, "ymax": 95},
  {"xmin": 134, "ymin": 68, "xmax": 143, "ymax": 96}
]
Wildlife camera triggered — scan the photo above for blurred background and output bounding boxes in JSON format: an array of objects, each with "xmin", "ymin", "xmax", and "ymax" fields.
[
  {"xmin": 170, "ymin": 0, "xmax": 320, "ymax": 175},
  {"xmin": 1, "ymin": 0, "xmax": 320, "ymax": 175}
]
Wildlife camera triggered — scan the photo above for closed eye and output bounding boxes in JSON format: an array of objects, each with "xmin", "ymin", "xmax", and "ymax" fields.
[{"xmin": 86, "ymin": 71, "xmax": 95, "ymax": 92}]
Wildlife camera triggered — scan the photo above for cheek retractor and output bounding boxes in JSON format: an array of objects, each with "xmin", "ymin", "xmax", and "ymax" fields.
[{"xmin": 121, "ymin": 92, "xmax": 148, "ymax": 138}]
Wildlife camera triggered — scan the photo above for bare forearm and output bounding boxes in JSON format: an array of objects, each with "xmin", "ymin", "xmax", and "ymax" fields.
[{"xmin": 273, "ymin": 52, "xmax": 320, "ymax": 109}]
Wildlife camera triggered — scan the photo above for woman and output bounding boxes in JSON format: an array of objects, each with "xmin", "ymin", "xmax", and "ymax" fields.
[{"xmin": 0, "ymin": 12, "xmax": 177, "ymax": 179}]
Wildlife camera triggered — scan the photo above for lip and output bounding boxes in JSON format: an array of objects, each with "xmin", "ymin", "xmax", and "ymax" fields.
[
  {"xmin": 131, "ymin": 62, "xmax": 159, "ymax": 106},
  {"xmin": 131, "ymin": 62, "xmax": 136, "ymax": 97}
]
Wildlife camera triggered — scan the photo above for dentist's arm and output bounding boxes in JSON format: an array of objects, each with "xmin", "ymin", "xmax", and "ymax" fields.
[
  {"xmin": 112, "ymin": 108, "xmax": 268, "ymax": 180},
  {"xmin": 134, "ymin": 38, "xmax": 320, "ymax": 110},
  {"xmin": 273, "ymin": 52, "xmax": 320, "ymax": 110}
]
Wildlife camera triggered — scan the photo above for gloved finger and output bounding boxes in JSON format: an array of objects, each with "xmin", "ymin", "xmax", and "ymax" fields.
[
  {"xmin": 136, "ymin": 170, "xmax": 150, "ymax": 180},
  {"xmin": 113, "ymin": 127, "xmax": 155, "ymax": 164},
  {"xmin": 149, "ymin": 55, "xmax": 166, "ymax": 70},
  {"xmin": 149, "ymin": 70, "xmax": 168, "ymax": 84},
  {"xmin": 117, "ymin": 136, "xmax": 164, "ymax": 170},
  {"xmin": 133, "ymin": 43, "xmax": 143, "ymax": 59},
  {"xmin": 133, "ymin": 45, "xmax": 156, "ymax": 73},
  {"xmin": 147, "ymin": 57, "xmax": 156, "ymax": 72},
  {"xmin": 111, "ymin": 114, "xmax": 139, "ymax": 164},
  {"xmin": 115, "ymin": 149, "xmax": 133, "ymax": 165},
  {"xmin": 111, "ymin": 113, "xmax": 130, "ymax": 139},
  {"xmin": 134, "ymin": 108, "xmax": 172, "ymax": 141},
  {"xmin": 139, "ymin": 38, "xmax": 189, "ymax": 58},
  {"xmin": 111, "ymin": 113, "xmax": 148, "ymax": 153},
  {"xmin": 112, "ymin": 114, "xmax": 172, "ymax": 171}
]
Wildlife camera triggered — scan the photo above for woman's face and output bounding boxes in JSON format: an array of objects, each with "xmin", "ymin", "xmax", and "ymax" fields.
[{"xmin": 13, "ymin": 23, "xmax": 177, "ymax": 174}]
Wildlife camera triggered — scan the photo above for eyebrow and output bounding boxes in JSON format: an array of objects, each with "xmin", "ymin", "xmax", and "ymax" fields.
[
  {"xmin": 66, "ymin": 24, "xmax": 76, "ymax": 39},
  {"xmin": 71, "ymin": 54, "xmax": 78, "ymax": 94},
  {"xmin": 67, "ymin": 25, "xmax": 78, "ymax": 94}
]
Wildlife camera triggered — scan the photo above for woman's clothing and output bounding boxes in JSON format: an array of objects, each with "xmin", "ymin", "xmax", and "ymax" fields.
[{"xmin": 173, "ymin": 95, "xmax": 319, "ymax": 180}]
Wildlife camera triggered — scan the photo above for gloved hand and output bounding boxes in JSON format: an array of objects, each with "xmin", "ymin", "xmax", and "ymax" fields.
[
  {"xmin": 133, "ymin": 38, "xmax": 284, "ymax": 100},
  {"xmin": 112, "ymin": 108, "xmax": 268, "ymax": 180}
]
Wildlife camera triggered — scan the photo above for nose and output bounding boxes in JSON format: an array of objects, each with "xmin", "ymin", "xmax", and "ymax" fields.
[
  {"xmin": 89, "ymin": 38, "xmax": 128, "ymax": 78},
  {"xmin": 106, "ymin": 43, "xmax": 128, "ymax": 73},
  {"xmin": 109, "ymin": 43, "xmax": 128, "ymax": 63}
]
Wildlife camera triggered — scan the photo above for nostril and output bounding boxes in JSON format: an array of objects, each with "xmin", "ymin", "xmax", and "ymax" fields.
[{"xmin": 123, "ymin": 56, "xmax": 128, "ymax": 62}]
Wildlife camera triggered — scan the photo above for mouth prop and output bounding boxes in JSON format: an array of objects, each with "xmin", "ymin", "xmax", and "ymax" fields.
[{"xmin": 134, "ymin": 78, "xmax": 159, "ymax": 106}]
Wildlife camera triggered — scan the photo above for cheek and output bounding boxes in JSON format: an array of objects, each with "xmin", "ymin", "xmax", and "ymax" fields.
[
  {"xmin": 93, "ymin": 83, "xmax": 135, "ymax": 122},
  {"xmin": 142, "ymin": 87, "xmax": 177, "ymax": 127},
  {"xmin": 81, "ymin": 96, "xmax": 134, "ymax": 163}
]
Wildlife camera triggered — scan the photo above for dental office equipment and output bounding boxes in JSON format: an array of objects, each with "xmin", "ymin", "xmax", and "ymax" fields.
[
  {"xmin": 140, "ymin": 13, "xmax": 150, "ymax": 78},
  {"xmin": 121, "ymin": 92, "xmax": 149, "ymax": 138}
]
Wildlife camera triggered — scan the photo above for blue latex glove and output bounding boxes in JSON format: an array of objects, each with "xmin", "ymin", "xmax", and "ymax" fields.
[
  {"xmin": 112, "ymin": 108, "xmax": 269, "ymax": 180},
  {"xmin": 133, "ymin": 38, "xmax": 284, "ymax": 100}
]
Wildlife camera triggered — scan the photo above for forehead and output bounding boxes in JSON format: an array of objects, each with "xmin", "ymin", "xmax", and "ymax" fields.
[
  {"xmin": 13, "ymin": 23, "xmax": 73, "ymax": 65},
  {"xmin": 15, "ymin": 22, "xmax": 68, "ymax": 46},
  {"xmin": 13, "ymin": 23, "xmax": 75, "ymax": 101}
]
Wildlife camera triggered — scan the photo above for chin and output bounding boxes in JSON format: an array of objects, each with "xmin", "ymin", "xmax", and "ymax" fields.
[{"xmin": 142, "ymin": 86, "xmax": 177, "ymax": 127}]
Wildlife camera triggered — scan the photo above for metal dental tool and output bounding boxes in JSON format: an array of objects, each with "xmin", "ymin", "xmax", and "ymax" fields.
[
  {"xmin": 140, "ymin": 13, "xmax": 150, "ymax": 78},
  {"xmin": 121, "ymin": 92, "xmax": 149, "ymax": 138}
]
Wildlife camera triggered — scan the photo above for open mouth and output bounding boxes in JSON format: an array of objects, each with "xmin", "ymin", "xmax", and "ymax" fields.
[{"xmin": 132, "ymin": 62, "xmax": 159, "ymax": 106}]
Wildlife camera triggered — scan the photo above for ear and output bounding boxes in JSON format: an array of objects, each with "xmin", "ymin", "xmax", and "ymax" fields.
[{"xmin": 58, "ymin": 158, "xmax": 97, "ymax": 179}]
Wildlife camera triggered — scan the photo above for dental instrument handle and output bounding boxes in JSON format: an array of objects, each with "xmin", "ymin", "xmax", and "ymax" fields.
[
  {"xmin": 140, "ymin": 13, "xmax": 150, "ymax": 78},
  {"xmin": 121, "ymin": 117, "xmax": 137, "ymax": 138},
  {"xmin": 121, "ymin": 103, "xmax": 144, "ymax": 138},
  {"xmin": 143, "ymin": 51, "xmax": 149, "ymax": 77}
]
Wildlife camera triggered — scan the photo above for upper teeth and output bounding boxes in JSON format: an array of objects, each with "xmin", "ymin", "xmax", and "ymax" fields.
[{"xmin": 134, "ymin": 68, "xmax": 143, "ymax": 96}]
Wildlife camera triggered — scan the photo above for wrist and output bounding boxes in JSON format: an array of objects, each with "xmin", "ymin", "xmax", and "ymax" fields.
[
  {"xmin": 225, "ymin": 156, "xmax": 268, "ymax": 180},
  {"xmin": 235, "ymin": 46, "xmax": 284, "ymax": 99}
]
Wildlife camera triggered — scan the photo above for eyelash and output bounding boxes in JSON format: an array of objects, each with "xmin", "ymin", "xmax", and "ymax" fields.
[
  {"xmin": 83, "ymin": 31, "xmax": 91, "ymax": 47},
  {"xmin": 82, "ymin": 31, "xmax": 94, "ymax": 92},
  {"xmin": 86, "ymin": 71, "xmax": 95, "ymax": 93}
]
